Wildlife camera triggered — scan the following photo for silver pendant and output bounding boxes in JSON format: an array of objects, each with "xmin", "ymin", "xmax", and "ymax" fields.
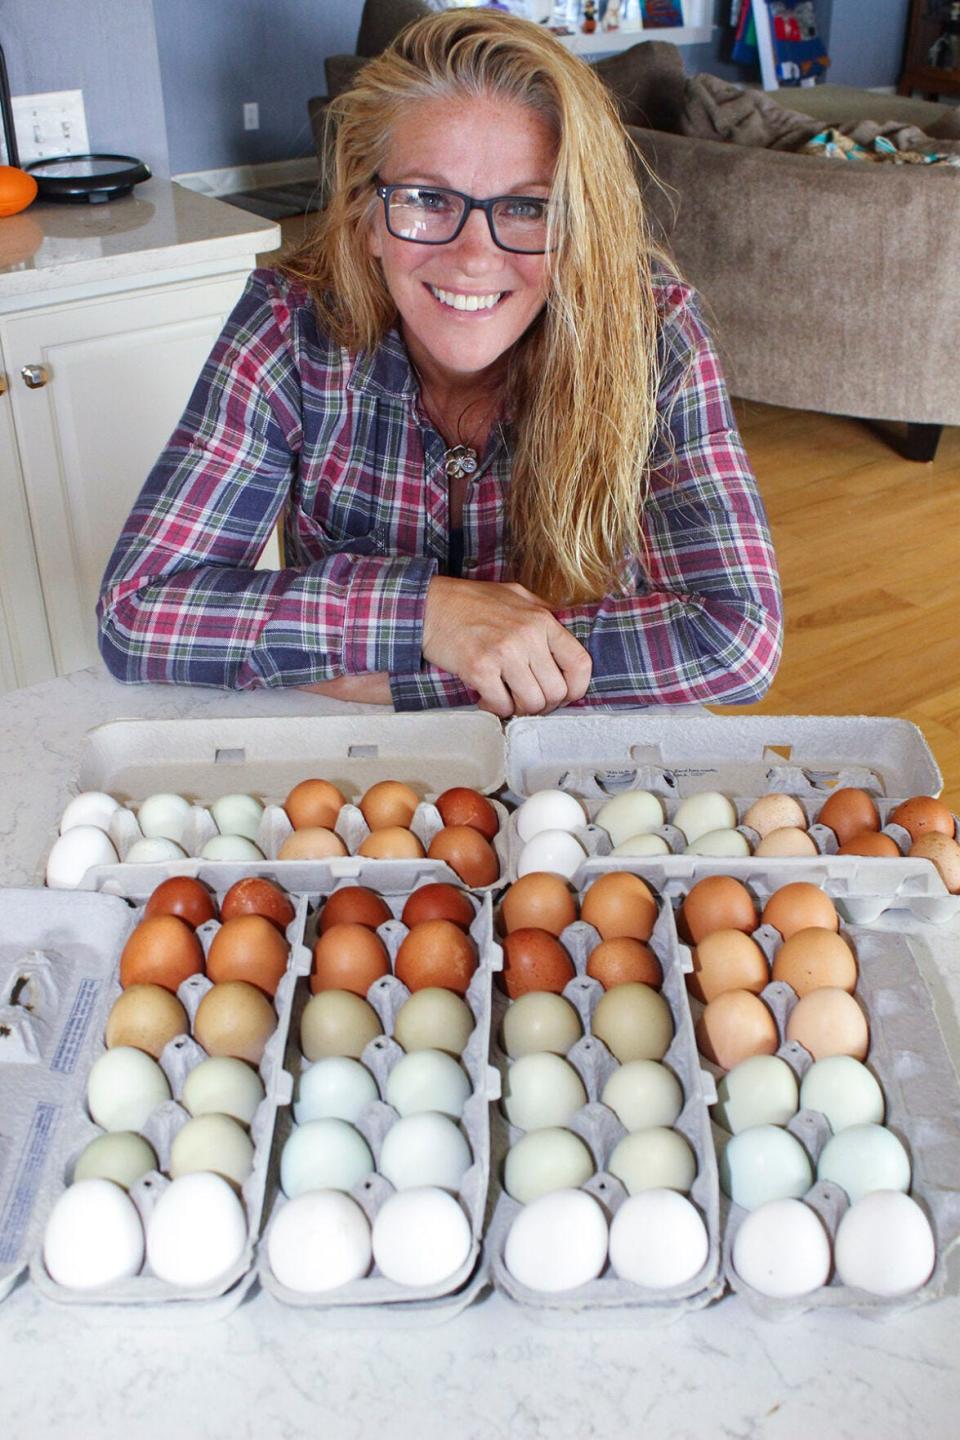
[{"xmin": 443, "ymin": 444, "xmax": 479, "ymax": 481}]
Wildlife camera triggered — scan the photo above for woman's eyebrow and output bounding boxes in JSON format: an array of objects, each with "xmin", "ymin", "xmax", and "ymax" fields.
[{"xmin": 389, "ymin": 172, "xmax": 552, "ymax": 193}]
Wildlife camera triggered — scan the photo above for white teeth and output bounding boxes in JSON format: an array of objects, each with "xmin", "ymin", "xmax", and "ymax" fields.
[{"xmin": 430, "ymin": 285, "xmax": 502, "ymax": 312}]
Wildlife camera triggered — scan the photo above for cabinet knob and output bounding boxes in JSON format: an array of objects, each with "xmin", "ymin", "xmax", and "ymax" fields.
[
  {"xmin": 21, "ymin": 364, "xmax": 50, "ymax": 389},
  {"xmin": 0, "ymin": 373, "xmax": 7, "ymax": 396}
]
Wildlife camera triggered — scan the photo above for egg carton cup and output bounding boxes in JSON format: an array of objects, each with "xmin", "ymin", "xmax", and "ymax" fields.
[
  {"xmin": 258, "ymin": 1250, "xmax": 490, "ymax": 1328},
  {"xmin": 487, "ymin": 899, "xmax": 723, "ymax": 1323},
  {"xmin": 27, "ymin": 892, "xmax": 312, "ymax": 1309},
  {"xmin": 258, "ymin": 888, "xmax": 501, "ymax": 1311}
]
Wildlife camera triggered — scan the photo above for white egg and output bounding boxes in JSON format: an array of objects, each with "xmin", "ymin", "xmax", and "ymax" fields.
[
  {"xmin": 60, "ymin": 790, "xmax": 122, "ymax": 835},
  {"xmin": 798, "ymin": 1056, "xmax": 885, "ymax": 1132},
  {"xmin": 199, "ymin": 835, "xmax": 265, "ymax": 861},
  {"xmin": 601, "ymin": 1059, "xmax": 684, "ymax": 1131},
  {"xmin": 504, "ymin": 1188, "xmax": 607, "ymax": 1292},
  {"xmin": 732, "ymin": 1198, "xmax": 831, "ymax": 1298},
  {"xmin": 169, "ymin": 1114, "xmax": 255, "ymax": 1187},
  {"xmin": 816, "ymin": 1123, "xmax": 911, "ymax": 1204},
  {"xmin": 268, "ymin": 1190, "xmax": 372, "ymax": 1292},
  {"xmin": 280, "ymin": 1119, "xmax": 373, "ymax": 1198},
  {"xmin": 384, "ymin": 1050, "xmax": 471, "ymax": 1120},
  {"xmin": 124, "ymin": 837, "xmax": 187, "ymax": 864},
  {"xmin": 611, "ymin": 833, "xmax": 671, "ymax": 857},
  {"xmin": 713, "ymin": 1055, "xmax": 800, "ymax": 1134},
  {"xmin": 181, "ymin": 1056, "xmax": 265, "ymax": 1125},
  {"xmin": 834, "ymin": 1190, "xmax": 936, "ymax": 1297},
  {"xmin": 515, "ymin": 790, "xmax": 587, "ymax": 842},
  {"xmin": 517, "ymin": 829, "xmax": 587, "ymax": 879},
  {"xmin": 372, "ymin": 1186, "xmax": 472, "ymax": 1287},
  {"xmin": 72, "ymin": 1132, "xmax": 158, "ymax": 1189},
  {"xmin": 608, "ymin": 1127, "xmax": 697, "ymax": 1194},
  {"xmin": 673, "ymin": 791, "xmax": 738, "ymax": 844},
  {"xmin": 504, "ymin": 1127, "xmax": 594, "ymax": 1203},
  {"xmin": 683, "ymin": 828, "xmax": 751, "ymax": 858},
  {"xmin": 609, "ymin": 1190, "xmax": 710, "ymax": 1289},
  {"xmin": 720, "ymin": 1125, "xmax": 813, "ymax": 1210},
  {"xmin": 295, "ymin": 1056, "xmax": 379, "ymax": 1124},
  {"xmin": 45, "ymin": 825, "xmax": 119, "ymax": 888},
  {"xmin": 146, "ymin": 1172, "xmax": 247, "ymax": 1287},
  {"xmin": 87, "ymin": 1047, "xmax": 171, "ymax": 1131},
  {"xmin": 377, "ymin": 1112, "xmax": 472, "ymax": 1191},
  {"xmin": 501, "ymin": 1053, "xmax": 587, "ymax": 1131},
  {"xmin": 43, "ymin": 1178, "xmax": 144, "ymax": 1289},
  {"xmin": 595, "ymin": 791, "xmax": 665, "ymax": 845},
  {"xmin": 211, "ymin": 793, "xmax": 264, "ymax": 842},
  {"xmin": 137, "ymin": 792, "xmax": 193, "ymax": 845}
]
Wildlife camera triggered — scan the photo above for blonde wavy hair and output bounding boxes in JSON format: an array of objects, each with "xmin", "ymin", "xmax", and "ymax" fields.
[{"xmin": 284, "ymin": 8, "xmax": 662, "ymax": 606}]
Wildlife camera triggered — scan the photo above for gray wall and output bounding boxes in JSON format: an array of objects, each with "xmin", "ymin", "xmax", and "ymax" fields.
[{"xmin": 825, "ymin": 0, "xmax": 910, "ymax": 87}]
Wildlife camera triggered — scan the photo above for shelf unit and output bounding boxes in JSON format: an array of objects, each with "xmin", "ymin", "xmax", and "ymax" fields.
[{"xmin": 555, "ymin": 25, "xmax": 713, "ymax": 54}]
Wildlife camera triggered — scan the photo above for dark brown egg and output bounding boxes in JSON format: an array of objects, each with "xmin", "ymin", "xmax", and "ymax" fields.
[
  {"xmin": 220, "ymin": 877, "xmax": 295, "ymax": 931},
  {"xmin": 587, "ymin": 937, "xmax": 663, "ymax": 991},
  {"xmin": 817, "ymin": 788, "xmax": 881, "ymax": 844},
  {"xmin": 401, "ymin": 883, "xmax": 475, "ymax": 931},
  {"xmin": 761, "ymin": 883, "xmax": 839, "ymax": 939},
  {"xmin": 889, "ymin": 795, "xmax": 956, "ymax": 842},
  {"xmin": 837, "ymin": 831, "xmax": 901, "ymax": 858},
  {"xmin": 119, "ymin": 915, "xmax": 205, "ymax": 992},
  {"xmin": 311, "ymin": 923, "xmax": 390, "ymax": 996},
  {"xmin": 427, "ymin": 826, "xmax": 499, "ymax": 887},
  {"xmin": 284, "ymin": 778, "xmax": 347, "ymax": 831},
  {"xmin": 143, "ymin": 876, "xmax": 218, "ymax": 929},
  {"xmin": 395, "ymin": 920, "xmax": 478, "ymax": 996},
  {"xmin": 500, "ymin": 928, "xmax": 575, "ymax": 998},
  {"xmin": 360, "ymin": 780, "xmax": 420, "ymax": 831},
  {"xmin": 581, "ymin": 873, "xmax": 657, "ymax": 942},
  {"xmin": 206, "ymin": 914, "xmax": 289, "ymax": 997},
  {"xmin": 680, "ymin": 876, "xmax": 757, "ymax": 944},
  {"xmin": 319, "ymin": 886, "xmax": 392, "ymax": 933},
  {"xmin": 435, "ymin": 787, "xmax": 499, "ymax": 840},
  {"xmin": 500, "ymin": 873, "xmax": 578, "ymax": 936}
]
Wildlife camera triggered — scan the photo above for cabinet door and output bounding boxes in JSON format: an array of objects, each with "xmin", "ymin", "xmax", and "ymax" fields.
[
  {"xmin": 1, "ymin": 272, "xmax": 269, "ymax": 678},
  {"xmin": 0, "ymin": 373, "xmax": 56, "ymax": 689}
]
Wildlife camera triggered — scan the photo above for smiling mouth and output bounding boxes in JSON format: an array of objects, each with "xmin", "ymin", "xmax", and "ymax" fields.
[{"xmin": 427, "ymin": 284, "xmax": 505, "ymax": 312}]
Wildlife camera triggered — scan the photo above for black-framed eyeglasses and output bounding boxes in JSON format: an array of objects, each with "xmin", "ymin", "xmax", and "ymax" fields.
[{"xmin": 375, "ymin": 179, "xmax": 554, "ymax": 254}]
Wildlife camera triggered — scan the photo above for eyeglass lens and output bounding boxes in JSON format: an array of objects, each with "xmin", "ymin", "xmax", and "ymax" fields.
[{"xmin": 385, "ymin": 186, "xmax": 549, "ymax": 252}]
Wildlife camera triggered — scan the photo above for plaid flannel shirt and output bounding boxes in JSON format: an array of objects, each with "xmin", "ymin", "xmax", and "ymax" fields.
[{"xmin": 98, "ymin": 267, "xmax": 782, "ymax": 710}]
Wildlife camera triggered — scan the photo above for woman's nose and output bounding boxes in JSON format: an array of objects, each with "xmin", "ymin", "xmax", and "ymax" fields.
[{"xmin": 449, "ymin": 206, "xmax": 503, "ymax": 270}]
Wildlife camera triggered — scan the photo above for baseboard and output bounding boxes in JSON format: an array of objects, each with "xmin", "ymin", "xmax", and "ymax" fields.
[{"xmin": 173, "ymin": 156, "xmax": 317, "ymax": 197}]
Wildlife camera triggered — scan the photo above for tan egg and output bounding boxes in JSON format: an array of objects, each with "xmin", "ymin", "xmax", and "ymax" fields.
[
  {"xmin": 785, "ymin": 987, "xmax": 869, "ymax": 1061},
  {"xmin": 194, "ymin": 980, "xmax": 277, "ymax": 1065},
  {"xmin": 320, "ymin": 886, "xmax": 392, "ymax": 932},
  {"xmin": 284, "ymin": 778, "xmax": 347, "ymax": 831},
  {"xmin": 278, "ymin": 827, "xmax": 349, "ymax": 860},
  {"xmin": 680, "ymin": 875, "xmax": 757, "ymax": 943},
  {"xmin": 695, "ymin": 990, "xmax": 778, "ymax": 1071},
  {"xmin": 591, "ymin": 982, "xmax": 673, "ymax": 1063},
  {"xmin": 909, "ymin": 832, "xmax": 960, "ymax": 893},
  {"xmin": 119, "ymin": 915, "xmax": 205, "ymax": 993},
  {"xmin": 688, "ymin": 930, "xmax": 769, "ymax": 1003},
  {"xmin": 754, "ymin": 827, "xmax": 819, "ymax": 858},
  {"xmin": 428, "ymin": 825, "xmax": 499, "ymax": 886},
  {"xmin": 311, "ymin": 923, "xmax": 390, "ymax": 996},
  {"xmin": 581, "ymin": 873, "xmax": 657, "ymax": 942},
  {"xmin": 500, "ymin": 873, "xmax": 578, "ymax": 936},
  {"xmin": 586, "ymin": 937, "xmax": 662, "ymax": 991},
  {"xmin": 206, "ymin": 914, "xmax": 289, "ymax": 997},
  {"xmin": 837, "ymin": 831, "xmax": 901, "ymax": 858},
  {"xmin": 889, "ymin": 795, "xmax": 955, "ymax": 842},
  {"xmin": 357, "ymin": 826, "xmax": 426, "ymax": 860},
  {"xmin": 395, "ymin": 919, "xmax": 478, "ymax": 996},
  {"xmin": 772, "ymin": 927, "xmax": 858, "ymax": 996},
  {"xmin": 501, "ymin": 929, "xmax": 576, "ymax": 998},
  {"xmin": 105, "ymin": 985, "xmax": 189, "ymax": 1059},
  {"xmin": 360, "ymin": 780, "xmax": 420, "ymax": 830},
  {"xmin": 761, "ymin": 883, "xmax": 839, "ymax": 939},
  {"xmin": 817, "ymin": 788, "xmax": 881, "ymax": 844},
  {"xmin": 742, "ymin": 793, "xmax": 808, "ymax": 838},
  {"xmin": 300, "ymin": 989, "xmax": 383, "ymax": 1061},
  {"xmin": 394, "ymin": 987, "xmax": 475, "ymax": 1055}
]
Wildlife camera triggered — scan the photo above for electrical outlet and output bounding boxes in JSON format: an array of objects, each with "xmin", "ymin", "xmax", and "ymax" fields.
[
  {"xmin": 243, "ymin": 102, "xmax": 259, "ymax": 131},
  {"xmin": 4, "ymin": 90, "xmax": 89, "ymax": 165}
]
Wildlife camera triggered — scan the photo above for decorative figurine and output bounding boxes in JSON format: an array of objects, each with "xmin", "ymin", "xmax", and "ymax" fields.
[
  {"xmin": 603, "ymin": 0, "xmax": 622, "ymax": 30},
  {"xmin": 582, "ymin": 0, "xmax": 598, "ymax": 32}
]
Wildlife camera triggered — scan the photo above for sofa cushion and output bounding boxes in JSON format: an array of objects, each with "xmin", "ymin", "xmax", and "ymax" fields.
[
  {"xmin": 768, "ymin": 83, "xmax": 960, "ymax": 138},
  {"xmin": 324, "ymin": 54, "xmax": 367, "ymax": 100},
  {"xmin": 357, "ymin": 0, "xmax": 433, "ymax": 58},
  {"xmin": 592, "ymin": 40, "xmax": 687, "ymax": 133}
]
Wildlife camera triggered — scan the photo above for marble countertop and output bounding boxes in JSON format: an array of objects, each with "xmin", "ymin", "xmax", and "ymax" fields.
[{"xmin": 1, "ymin": 666, "xmax": 958, "ymax": 1440}]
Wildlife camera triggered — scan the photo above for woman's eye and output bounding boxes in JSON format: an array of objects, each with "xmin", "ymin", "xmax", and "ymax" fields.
[
  {"xmin": 501, "ymin": 199, "xmax": 547, "ymax": 221},
  {"xmin": 410, "ymin": 189, "xmax": 454, "ymax": 213}
]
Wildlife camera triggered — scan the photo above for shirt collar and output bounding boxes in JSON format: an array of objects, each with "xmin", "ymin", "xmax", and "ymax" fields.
[{"xmin": 347, "ymin": 327, "xmax": 419, "ymax": 400}]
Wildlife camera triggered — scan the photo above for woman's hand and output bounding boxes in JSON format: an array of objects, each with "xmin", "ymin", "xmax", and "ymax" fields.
[
  {"xmin": 298, "ymin": 674, "xmax": 393, "ymax": 704},
  {"xmin": 422, "ymin": 575, "xmax": 592, "ymax": 717}
]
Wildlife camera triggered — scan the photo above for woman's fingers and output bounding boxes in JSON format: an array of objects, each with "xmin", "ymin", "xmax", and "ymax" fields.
[{"xmin": 549, "ymin": 626, "xmax": 593, "ymax": 702}]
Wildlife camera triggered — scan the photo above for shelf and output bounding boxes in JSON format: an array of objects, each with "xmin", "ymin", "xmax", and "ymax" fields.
[{"xmin": 555, "ymin": 26, "xmax": 713, "ymax": 54}]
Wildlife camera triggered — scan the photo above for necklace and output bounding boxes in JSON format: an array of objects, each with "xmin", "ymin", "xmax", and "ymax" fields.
[{"xmin": 443, "ymin": 443, "xmax": 479, "ymax": 481}]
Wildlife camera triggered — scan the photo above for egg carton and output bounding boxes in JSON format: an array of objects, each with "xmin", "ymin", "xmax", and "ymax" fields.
[
  {"xmin": 0, "ymin": 880, "xmax": 310, "ymax": 1311},
  {"xmin": 487, "ymin": 895, "xmax": 724, "ymax": 1324},
  {"xmin": 256, "ymin": 880, "xmax": 501, "ymax": 1317}
]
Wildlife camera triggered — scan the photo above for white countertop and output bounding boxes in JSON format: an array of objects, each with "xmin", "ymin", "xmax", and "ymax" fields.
[{"xmin": 1, "ymin": 666, "xmax": 959, "ymax": 1439}]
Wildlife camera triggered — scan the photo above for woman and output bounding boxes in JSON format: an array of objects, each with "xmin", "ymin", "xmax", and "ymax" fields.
[{"xmin": 98, "ymin": 9, "xmax": 782, "ymax": 716}]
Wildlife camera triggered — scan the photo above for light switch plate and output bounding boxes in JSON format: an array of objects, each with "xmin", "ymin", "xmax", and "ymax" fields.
[{"xmin": 4, "ymin": 90, "xmax": 89, "ymax": 165}]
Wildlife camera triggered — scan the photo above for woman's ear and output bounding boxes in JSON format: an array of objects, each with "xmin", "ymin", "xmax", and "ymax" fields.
[{"xmin": 367, "ymin": 218, "xmax": 384, "ymax": 260}]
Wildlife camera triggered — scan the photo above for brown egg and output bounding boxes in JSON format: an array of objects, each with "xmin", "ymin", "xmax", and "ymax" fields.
[
  {"xmin": 360, "ymin": 780, "xmax": 420, "ymax": 831},
  {"xmin": 695, "ymin": 990, "xmax": 778, "ymax": 1070},
  {"xmin": 772, "ymin": 927, "xmax": 857, "ymax": 996},
  {"xmin": 741, "ymin": 793, "xmax": 807, "ymax": 838},
  {"xmin": 206, "ymin": 914, "xmax": 289, "ymax": 997},
  {"xmin": 194, "ymin": 980, "xmax": 277, "ymax": 1064},
  {"xmin": 909, "ymin": 832, "xmax": 960, "ymax": 893},
  {"xmin": 581, "ymin": 873, "xmax": 657, "ymax": 942},
  {"xmin": 500, "ymin": 873, "xmax": 578, "ymax": 936},
  {"xmin": 785, "ymin": 987, "xmax": 869, "ymax": 1061},
  {"xmin": 143, "ymin": 876, "xmax": 218, "ymax": 929},
  {"xmin": 320, "ymin": 886, "xmax": 392, "ymax": 933},
  {"xmin": 401, "ymin": 883, "xmax": 475, "ymax": 930},
  {"xmin": 837, "ymin": 831, "xmax": 901, "ymax": 858},
  {"xmin": 435, "ymin": 786, "xmax": 499, "ymax": 840},
  {"xmin": 761, "ymin": 883, "xmax": 839, "ymax": 939},
  {"xmin": 278, "ymin": 827, "xmax": 349, "ymax": 860},
  {"xmin": 427, "ymin": 825, "xmax": 499, "ymax": 887},
  {"xmin": 688, "ymin": 930, "xmax": 769, "ymax": 1003},
  {"xmin": 586, "ymin": 937, "xmax": 662, "ymax": 991},
  {"xmin": 501, "ymin": 928, "xmax": 576, "ymax": 998},
  {"xmin": 395, "ymin": 919, "xmax": 478, "ymax": 996},
  {"xmin": 284, "ymin": 778, "xmax": 347, "ymax": 831},
  {"xmin": 680, "ymin": 876, "xmax": 757, "ymax": 943},
  {"xmin": 220, "ymin": 877, "xmax": 295, "ymax": 931},
  {"xmin": 889, "ymin": 795, "xmax": 955, "ymax": 842},
  {"xmin": 754, "ymin": 827, "xmax": 818, "ymax": 858},
  {"xmin": 311, "ymin": 923, "xmax": 390, "ymax": 996},
  {"xmin": 119, "ymin": 915, "xmax": 205, "ymax": 993},
  {"xmin": 300, "ymin": 989, "xmax": 383, "ymax": 1061},
  {"xmin": 105, "ymin": 984, "xmax": 189, "ymax": 1058},
  {"xmin": 817, "ymin": 788, "xmax": 881, "ymax": 844},
  {"xmin": 358, "ymin": 827, "xmax": 426, "ymax": 860}
]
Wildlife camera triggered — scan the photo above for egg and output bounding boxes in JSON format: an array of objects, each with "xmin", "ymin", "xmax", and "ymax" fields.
[
  {"xmin": 516, "ymin": 830, "xmax": 586, "ymax": 880},
  {"xmin": 378, "ymin": 1112, "xmax": 472, "ymax": 1191},
  {"xmin": 105, "ymin": 984, "xmax": 189, "ymax": 1058},
  {"xmin": 688, "ymin": 930, "xmax": 769, "ymax": 1003},
  {"xmin": 609, "ymin": 1191, "xmax": 710, "ymax": 1289},
  {"xmin": 169, "ymin": 1113, "xmax": 255, "ymax": 1188},
  {"xmin": 817, "ymin": 788, "xmax": 881, "ymax": 843},
  {"xmin": 817, "ymin": 1123, "xmax": 911, "ymax": 1204},
  {"xmin": 211, "ymin": 793, "xmax": 263, "ymax": 843},
  {"xmin": 798, "ymin": 1055, "xmax": 884, "ymax": 1132},
  {"xmin": 295, "ymin": 1055, "xmax": 379, "ymax": 1123},
  {"xmin": 372, "ymin": 1187, "xmax": 472, "ymax": 1287},
  {"xmin": 500, "ymin": 873, "xmax": 578, "ymax": 935},
  {"xmin": 833, "ymin": 1191, "xmax": 936, "ymax": 1296},
  {"xmin": 385, "ymin": 1050, "xmax": 471, "ymax": 1119},
  {"xmin": 284, "ymin": 778, "xmax": 347, "ymax": 831},
  {"xmin": 392, "ymin": 988, "xmax": 474, "ymax": 1055},
  {"xmin": 143, "ymin": 876, "xmax": 218, "ymax": 929},
  {"xmin": 611, "ymin": 834, "xmax": 671, "ymax": 857},
  {"xmin": 888, "ymin": 795, "xmax": 955, "ymax": 842},
  {"xmin": 138, "ymin": 792, "xmax": 192, "ymax": 845},
  {"xmin": 87, "ymin": 1047, "xmax": 171, "ymax": 1131},
  {"xmin": 435, "ymin": 786, "xmax": 499, "ymax": 839},
  {"xmin": 503, "ymin": 1129, "xmax": 595, "ymax": 1203},
  {"xmin": 195, "ymin": 836, "xmax": 262, "ymax": 862},
  {"xmin": 193, "ymin": 981, "xmax": 277, "ymax": 1065},
  {"xmin": 909, "ymin": 832, "xmax": 960, "ymax": 893},
  {"xmin": 220, "ymin": 877, "xmax": 295, "ymax": 931},
  {"xmin": 358, "ymin": 826, "xmax": 425, "ymax": 860},
  {"xmin": 591, "ymin": 982, "xmax": 673, "ymax": 1063},
  {"xmin": 754, "ymin": 828, "xmax": 819, "ymax": 858},
  {"xmin": 720, "ymin": 1125, "xmax": 813, "ymax": 1210},
  {"xmin": 146, "ymin": 1172, "xmax": 247, "ymax": 1287},
  {"xmin": 360, "ymin": 779, "xmax": 420, "ymax": 830},
  {"xmin": 580, "ymin": 872, "xmax": 657, "ymax": 942},
  {"xmin": 395, "ymin": 919, "xmax": 478, "ymax": 996},
  {"xmin": 601, "ymin": 1059, "xmax": 684, "ymax": 1131},
  {"xmin": 713, "ymin": 1054, "xmax": 799, "ymax": 1133},
  {"xmin": 427, "ymin": 825, "xmax": 499, "ymax": 886},
  {"xmin": 43, "ymin": 1179, "xmax": 144, "ymax": 1289},
  {"xmin": 501, "ymin": 1053, "xmax": 587, "ymax": 1130},
  {"xmin": 837, "ymin": 831, "xmax": 901, "ymax": 858},
  {"xmin": 311, "ymin": 923, "xmax": 390, "ymax": 996},
  {"xmin": 595, "ymin": 790, "xmax": 665, "ymax": 845},
  {"xmin": 267, "ymin": 1191, "xmax": 371, "ymax": 1292},
  {"xmin": 500, "ymin": 929, "xmax": 575, "ymax": 998},
  {"xmin": 515, "ymin": 789, "xmax": 587, "ymax": 842},
  {"xmin": 182, "ymin": 1056, "xmax": 265, "ymax": 1124},
  {"xmin": 320, "ymin": 885, "xmax": 392, "ymax": 932},
  {"xmin": 695, "ymin": 991, "xmax": 778, "ymax": 1070},
  {"xmin": 761, "ymin": 882, "xmax": 839, "ymax": 939},
  {"xmin": 59, "ymin": 790, "xmax": 122, "ymax": 835},
  {"xmin": 126, "ymin": 837, "xmax": 188, "ymax": 864},
  {"xmin": 684, "ymin": 829, "xmax": 752, "ymax": 858},
  {"xmin": 608, "ymin": 1127, "xmax": 697, "ymax": 1194},
  {"xmin": 732, "ymin": 1199, "xmax": 831, "ymax": 1298},
  {"xmin": 680, "ymin": 876, "xmax": 757, "ymax": 943},
  {"xmin": 207, "ymin": 914, "xmax": 289, "ymax": 997},
  {"xmin": 278, "ymin": 827, "xmax": 349, "ymax": 860},
  {"xmin": 72, "ymin": 1132, "xmax": 158, "ymax": 1189},
  {"xmin": 45, "ymin": 825, "xmax": 119, "ymax": 888},
  {"xmin": 673, "ymin": 791, "xmax": 737, "ymax": 844},
  {"xmin": 503, "ymin": 1188, "xmax": 607, "ymax": 1291},
  {"xmin": 785, "ymin": 987, "xmax": 869, "ymax": 1061},
  {"xmin": 281, "ymin": 1118, "xmax": 374, "ymax": 1197},
  {"xmin": 586, "ymin": 937, "xmax": 662, "ymax": 990},
  {"xmin": 742, "ymin": 793, "xmax": 808, "ymax": 837},
  {"xmin": 401, "ymin": 883, "xmax": 475, "ymax": 930},
  {"xmin": 501, "ymin": 991, "xmax": 583, "ymax": 1059},
  {"xmin": 772, "ymin": 927, "xmax": 858, "ymax": 996},
  {"xmin": 300, "ymin": 989, "xmax": 383, "ymax": 1061}
]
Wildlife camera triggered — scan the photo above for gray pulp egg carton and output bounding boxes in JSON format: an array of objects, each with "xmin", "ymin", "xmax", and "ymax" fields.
[
  {"xmin": 52, "ymin": 712, "xmax": 508, "ymax": 893},
  {"xmin": 487, "ymin": 891, "xmax": 724, "ymax": 1324},
  {"xmin": 0, "ymin": 879, "xmax": 310, "ymax": 1314},
  {"xmin": 256, "ymin": 876, "xmax": 501, "ymax": 1322}
]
